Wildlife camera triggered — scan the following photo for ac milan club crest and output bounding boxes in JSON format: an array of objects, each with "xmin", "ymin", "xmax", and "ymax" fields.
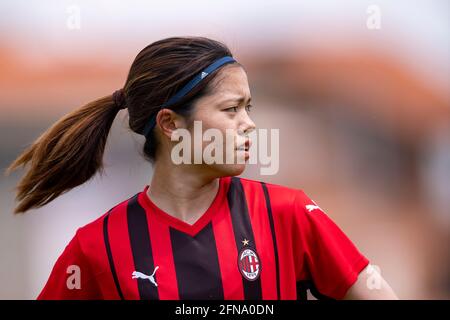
[{"xmin": 238, "ymin": 247, "xmax": 261, "ymax": 281}]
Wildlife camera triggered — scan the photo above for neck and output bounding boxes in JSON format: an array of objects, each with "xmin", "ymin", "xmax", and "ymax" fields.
[{"xmin": 147, "ymin": 159, "xmax": 220, "ymax": 225}]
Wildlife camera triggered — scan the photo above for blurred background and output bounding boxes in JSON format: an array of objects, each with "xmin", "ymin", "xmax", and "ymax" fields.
[{"xmin": 1, "ymin": 0, "xmax": 449, "ymax": 299}]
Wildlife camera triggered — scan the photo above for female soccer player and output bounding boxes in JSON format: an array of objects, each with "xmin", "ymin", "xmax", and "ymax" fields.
[{"xmin": 7, "ymin": 37, "xmax": 397, "ymax": 300}]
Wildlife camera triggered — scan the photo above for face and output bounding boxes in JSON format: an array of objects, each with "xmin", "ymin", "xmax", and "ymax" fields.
[{"xmin": 184, "ymin": 65, "xmax": 256, "ymax": 177}]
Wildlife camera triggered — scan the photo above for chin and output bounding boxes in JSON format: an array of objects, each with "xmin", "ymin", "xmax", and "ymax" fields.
[{"xmin": 211, "ymin": 163, "xmax": 246, "ymax": 177}]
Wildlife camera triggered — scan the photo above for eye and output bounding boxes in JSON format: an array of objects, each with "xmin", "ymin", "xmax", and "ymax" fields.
[
  {"xmin": 225, "ymin": 106, "xmax": 238, "ymax": 112},
  {"xmin": 245, "ymin": 104, "xmax": 253, "ymax": 113}
]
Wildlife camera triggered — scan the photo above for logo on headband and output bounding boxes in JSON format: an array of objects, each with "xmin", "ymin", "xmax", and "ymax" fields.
[{"xmin": 201, "ymin": 71, "xmax": 208, "ymax": 79}]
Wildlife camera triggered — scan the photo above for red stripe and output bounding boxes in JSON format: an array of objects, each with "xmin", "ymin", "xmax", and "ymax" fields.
[
  {"xmin": 142, "ymin": 194, "xmax": 180, "ymax": 300},
  {"xmin": 108, "ymin": 200, "xmax": 140, "ymax": 299},
  {"xmin": 77, "ymin": 214, "xmax": 119, "ymax": 299},
  {"xmin": 212, "ymin": 180, "xmax": 245, "ymax": 300},
  {"xmin": 263, "ymin": 184, "xmax": 298, "ymax": 299},
  {"xmin": 241, "ymin": 179, "xmax": 277, "ymax": 299}
]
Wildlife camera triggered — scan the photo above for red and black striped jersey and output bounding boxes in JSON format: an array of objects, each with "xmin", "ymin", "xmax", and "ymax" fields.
[{"xmin": 37, "ymin": 176, "xmax": 369, "ymax": 300}]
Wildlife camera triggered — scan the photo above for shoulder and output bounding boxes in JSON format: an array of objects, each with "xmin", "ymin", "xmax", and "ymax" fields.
[
  {"xmin": 74, "ymin": 192, "xmax": 139, "ymax": 251},
  {"xmin": 236, "ymin": 176, "xmax": 313, "ymax": 215}
]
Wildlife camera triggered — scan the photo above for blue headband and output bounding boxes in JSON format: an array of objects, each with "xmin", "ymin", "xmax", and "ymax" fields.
[{"xmin": 141, "ymin": 56, "xmax": 236, "ymax": 138}]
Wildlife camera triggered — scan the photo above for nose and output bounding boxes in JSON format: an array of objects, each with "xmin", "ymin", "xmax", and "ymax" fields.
[{"xmin": 239, "ymin": 109, "xmax": 256, "ymax": 135}]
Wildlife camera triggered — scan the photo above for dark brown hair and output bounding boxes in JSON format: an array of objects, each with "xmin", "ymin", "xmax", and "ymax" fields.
[{"xmin": 5, "ymin": 36, "xmax": 236, "ymax": 214}]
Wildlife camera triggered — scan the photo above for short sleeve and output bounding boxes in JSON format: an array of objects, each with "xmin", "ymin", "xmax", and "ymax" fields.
[
  {"xmin": 293, "ymin": 190, "xmax": 370, "ymax": 299},
  {"xmin": 37, "ymin": 230, "xmax": 102, "ymax": 300}
]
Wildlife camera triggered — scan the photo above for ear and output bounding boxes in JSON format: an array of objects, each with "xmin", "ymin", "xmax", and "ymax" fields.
[{"xmin": 156, "ymin": 109, "xmax": 187, "ymax": 139}]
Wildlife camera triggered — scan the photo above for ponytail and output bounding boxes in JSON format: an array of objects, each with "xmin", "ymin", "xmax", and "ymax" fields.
[{"xmin": 4, "ymin": 94, "xmax": 124, "ymax": 214}]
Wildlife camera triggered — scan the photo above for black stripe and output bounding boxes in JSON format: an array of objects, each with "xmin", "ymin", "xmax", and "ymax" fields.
[
  {"xmin": 170, "ymin": 223, "xmax": 224, "ymax": 299},
  {"xmin": 227, "ymin": 177, "xmax": 262, "ymax": 300},
  {"xmin": 127, "ymin": 194, "xmax": 159, "ymax": 300},
  {"xmin": 261, "ymin": 182, "xmax": 281, "ymax": 300},
  {"xmin": 103, "ymin": 210, "xmax": 124, "ymax": 300},
  {"xmin": 296, "ymin": 281, "xmax": 309, "ymax": 300},
  {"xmin": 308, "ymin": 281, "xmax": 334, "ymax": 300},
  {"xmin": 296, "ymin": 280, "xmax": 335, "ymax": 300}
]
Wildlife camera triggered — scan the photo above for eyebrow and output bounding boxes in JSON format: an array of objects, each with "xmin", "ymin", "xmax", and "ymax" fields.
[{"xmin": 221, "ymin": 95, "xmax": 252, "ymax": 105}]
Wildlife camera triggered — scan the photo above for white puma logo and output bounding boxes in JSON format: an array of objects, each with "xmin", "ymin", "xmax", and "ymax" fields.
[
  {"xmin": 306, "ymin": 204, "xmax": 322, "ymax": 212},
  {"xmin": 132, "ymin": 266, "xmax": 159, "ymax": 287}
]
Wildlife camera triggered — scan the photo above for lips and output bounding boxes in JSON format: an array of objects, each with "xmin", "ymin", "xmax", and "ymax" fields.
[
  {"xmin": 245, "ymin": 139, "xmax": 251, "ymax": 149},
  {"xmin": 236, "ymin": 139, "xmax": 251, "ymax": 151}
]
